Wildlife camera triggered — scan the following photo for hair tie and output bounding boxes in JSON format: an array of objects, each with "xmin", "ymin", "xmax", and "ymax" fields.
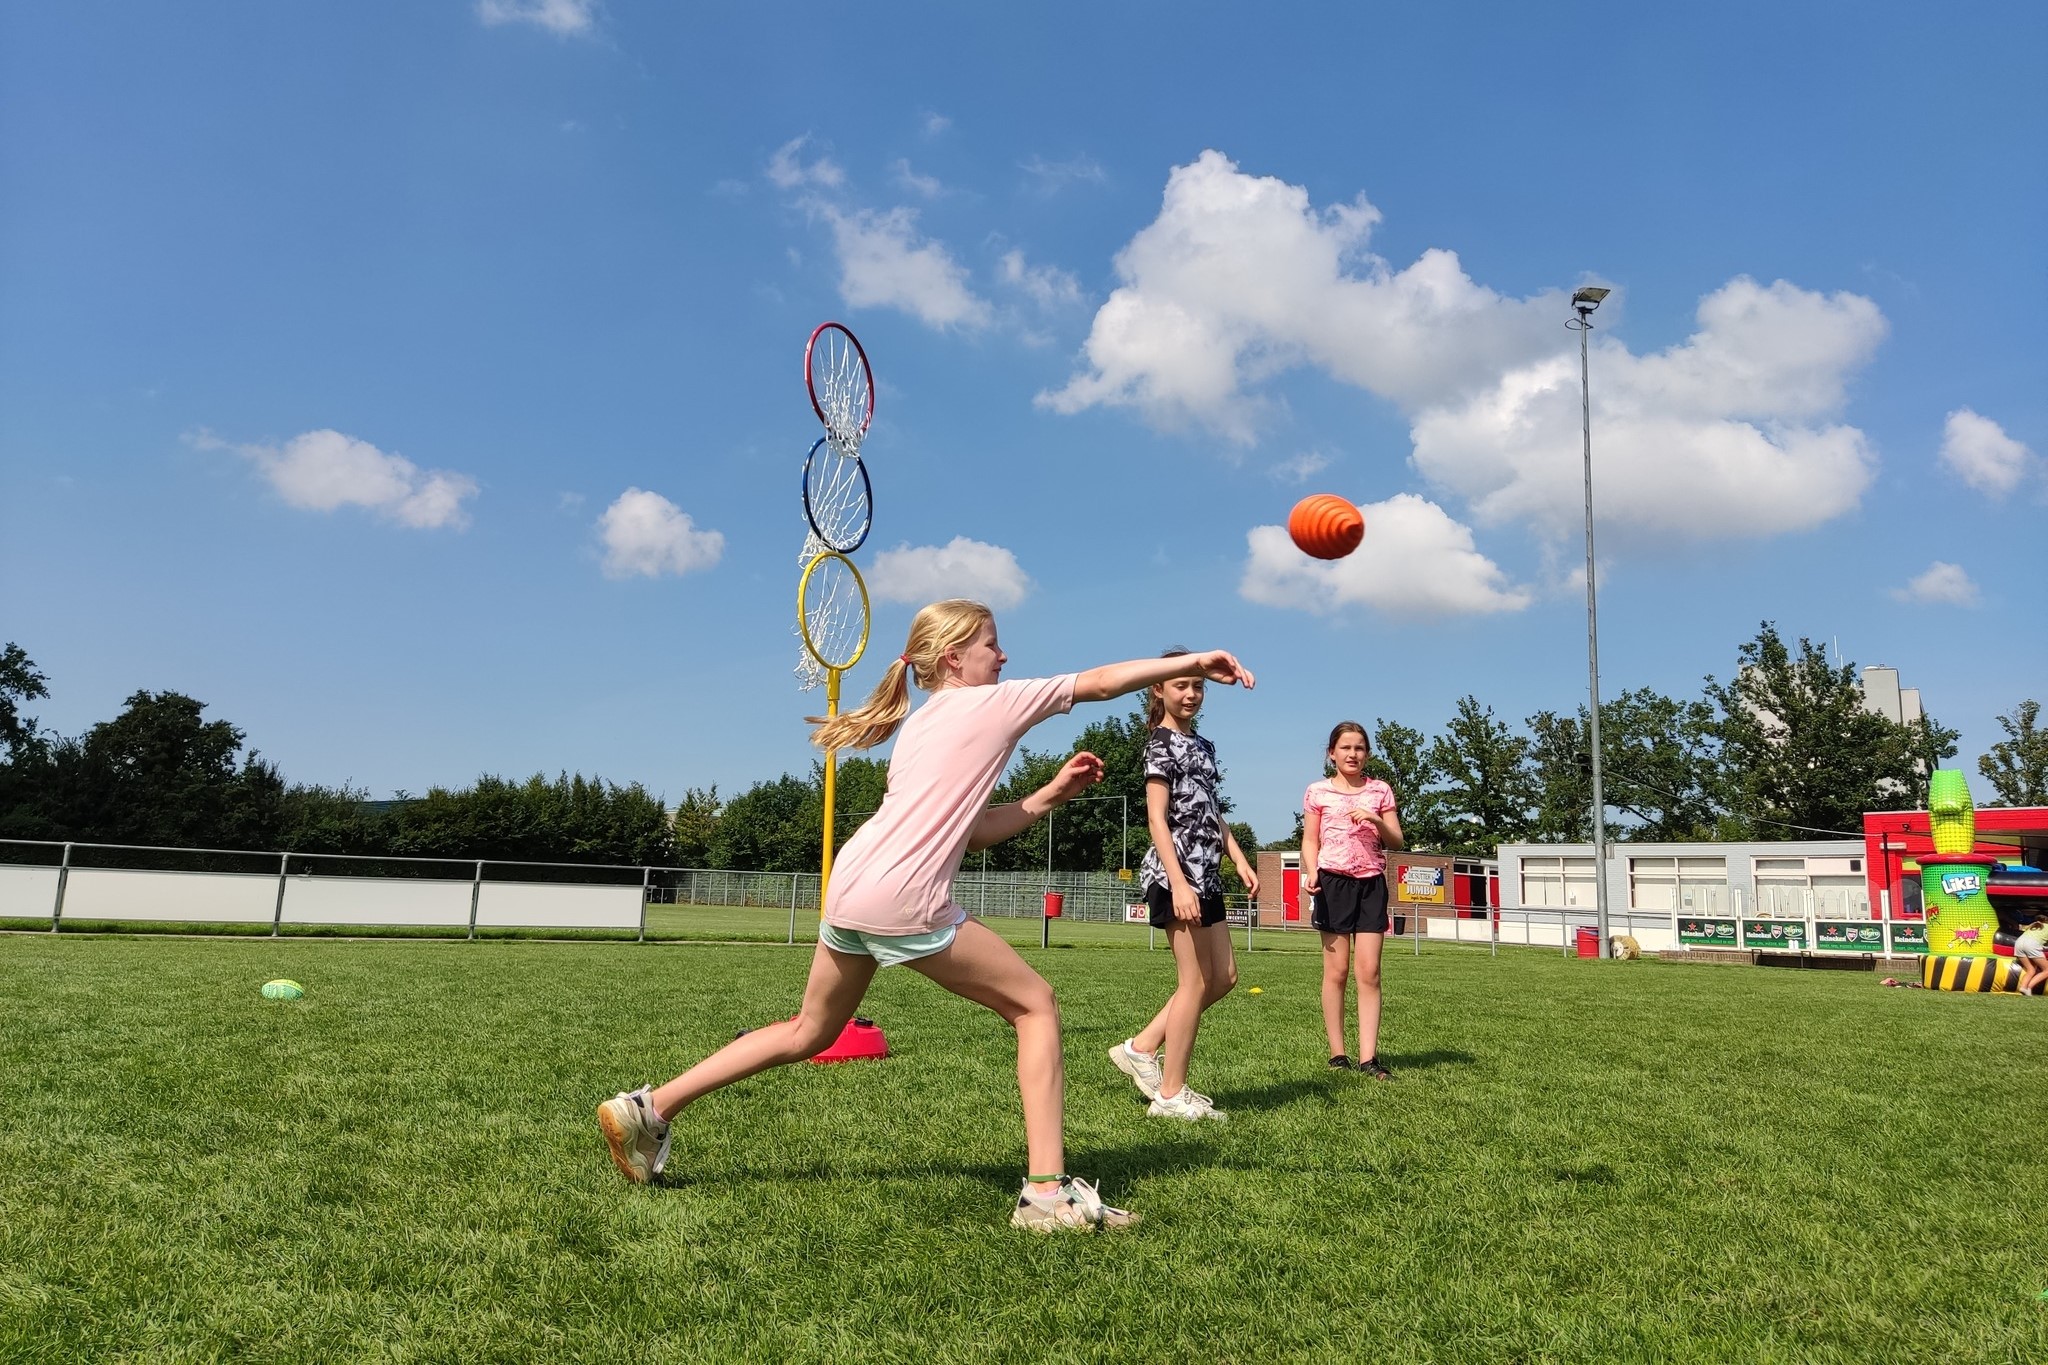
[{"xmin": 900, "ymin": 653, "xmax": 912, "ymax": 666}]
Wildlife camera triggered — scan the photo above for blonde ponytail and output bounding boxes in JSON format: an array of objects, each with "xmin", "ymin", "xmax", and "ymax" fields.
[{"xmin": 809, "ymin": 599, "xmax": 993, "ymax": 751}]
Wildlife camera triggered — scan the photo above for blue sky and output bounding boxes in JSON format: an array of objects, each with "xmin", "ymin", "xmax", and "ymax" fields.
[{"xmin": 3, "ymin": 2, "xmax": 2043, "ymax": 848}]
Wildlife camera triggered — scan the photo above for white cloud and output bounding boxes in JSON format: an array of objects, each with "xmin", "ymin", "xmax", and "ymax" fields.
[
  {"xmin": 818, "ymin": 204, "xmax": 991, "ymax": 330},
  {"xmin": 766, "ymin": 136, "xmax": 844, "ymax": 191},
  {"xmin": 1891, "ymin": 561, "xmax": 1980, "ymax": 607},
  {"xmin": 1240, "ymin": 493, "xmax": 1531, "ymax": 619},
  {"xmin": 891, "ymin": 159, "xmax": 943, "ymax": 199},
  {"xmin": 195, "ymin": 428, "xmax": 479, "ymax": 529},
  {"xmin": 1411, "ymin": 281, "xmax": 1886, "ymax": 545},
  {"xmin": 598, "ymin": 488, "xmax": 723, "ymax": 579},
  {"xmin": 921, "ymin": 112, "xmax": 952, "ymax": 137},
  {"xmin": 1039, "ymin": 150, "xmax": 1560, "ymax": 436},
  {"xmin": 867, "ymin": 537, "xmax": 1031, "ymax": 609},
  {"xmin": 1021, "ymin": 153, "xmax": 1107, "ymax": 193},
  {"xmin": 1269, "ymin": 450, "xmax": 1331, "ymax": 484},
  {"xmin": 997, "ymin": 250, "xmax": 1082, "ymax": 309},
  {"xmin": 1940, "ymin": 408, "xmax": 2037, "ymax": 495},
  {"xmin": 475, "ymin": 0, "xmax": 598, "ymax": 36},
  {"xmin": 1045, "ymin": 150, "xmax": 1890, "ymax": 547}
]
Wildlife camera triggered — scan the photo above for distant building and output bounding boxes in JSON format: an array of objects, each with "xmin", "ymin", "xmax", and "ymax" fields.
[{"xmin": 1858, "ymin": 665, "xmax": 1923, "ymax": 727}]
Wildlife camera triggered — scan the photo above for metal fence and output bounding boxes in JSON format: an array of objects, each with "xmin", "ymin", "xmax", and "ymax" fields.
[
  {"xmin": 3, "ymin": 837, "xmax": 1922, "ymax": 962},
  {"xmin": 1, "ymin": 838, "xmax": 1243, "ymax": 942}
]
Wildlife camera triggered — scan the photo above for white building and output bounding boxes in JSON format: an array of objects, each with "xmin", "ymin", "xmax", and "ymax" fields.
[
  {"xmin": 1490, "ymin": 838, "xmax": 1876, "ymax": 953},
  {"xmin": 1858, "ymin": 665, "xmax": 1923, "ymax": 727}
]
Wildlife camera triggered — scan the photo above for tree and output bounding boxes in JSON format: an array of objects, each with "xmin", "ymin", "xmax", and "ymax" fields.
[
  {"xmin": 387, "ymin": 772, "xmax": 678, "ymax": 867},
  {"xmin": 986, "ymin": 706, "xmax": 1162, "ymax": 874},
  {"xmin": 1529, "ymin": 692, "xmax": 1724, "ymax": 844},
  {"xmin": 823, "ymin": 756, "xmax": 891, "ymax": 851},
  {"xmin": 29, "ymin": 690, "xmax": 279, "ymax": 848},
  {"xmin": 1979, "ymin": 699, "xmax": 2048, "ymax": 805},
  {"xmin": 1703, "ymin": 623, "xmax": 1924, "ymax": 838},
  {"xmin": 1370, "ymin": 718, "xmax": 1448, "ymax": 852},
  {"xmin": 1426, "ymin": 696, "xmax": 1535, "ymax": 855},
  {"xmin": 671, "ymin": 785, "xmax": 721, "ymax": 867},
  {"xmin": 1600, "ymin": 689, "xmax": 1722, "ymax": 840},
  {"xmin": 0, "ymin": 643, "xmax": 50, "ymax": 762},
  {"xmin": 275, "ymin": 782, "xmax": 389, "ymax": 854},
  {"xmin": 982, "ymin": 747, "xmax": 1071, "ymax": 872},
  {"xmin": 1524, "ymin": 707, "xmax": 1592, "ymax": 843},
  {"xmin": 708, "ymin": 774, "xmax": 819, "ymax": 872}
]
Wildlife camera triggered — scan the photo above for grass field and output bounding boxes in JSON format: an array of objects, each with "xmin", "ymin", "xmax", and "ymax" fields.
[{"xmin": 2, "ymin": 933, "xmax": 2043, "ymax": 1363}]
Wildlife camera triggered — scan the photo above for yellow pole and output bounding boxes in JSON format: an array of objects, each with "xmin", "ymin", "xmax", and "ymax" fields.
[{"xmin": 820, "ymin": 668, "xmax": 840, "ymax": 917}]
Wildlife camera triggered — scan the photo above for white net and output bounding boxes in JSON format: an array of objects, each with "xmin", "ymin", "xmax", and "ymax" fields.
[
  {"xmin": 801, "ymin": 433, "xmax": 871, "ymax": 552},
  {"xmin": 807, "ymin": 325, "xmax": 872, "ymax": 452},
  {"xmin": 794, "ymin": 530, "xmax": 831, "ymax": 691},
  {"xmin": 798, "ymin": 547, "xmax": 870, "ymax": 677}
]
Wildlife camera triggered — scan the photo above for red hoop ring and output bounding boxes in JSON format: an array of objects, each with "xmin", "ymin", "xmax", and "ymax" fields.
[{"xmin": 804, "ymin": 321, "xmax": 875, "ymax": 443}]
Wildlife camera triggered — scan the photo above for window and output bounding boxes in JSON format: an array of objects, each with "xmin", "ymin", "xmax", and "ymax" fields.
[
  {"xmin": 1749, "ymin": 854, "xmax": 1870, "ymax": 918},
  {"xmin": 1629, "ymin": 856, "xmax": 1729, "ymax": 912},
  {"xmin": 1521, "ymin": 855, "xmax": 1597, "ymax": 907}
]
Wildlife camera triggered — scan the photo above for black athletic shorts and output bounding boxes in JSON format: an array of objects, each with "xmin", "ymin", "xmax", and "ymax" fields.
[
  {"xmin": 1311, "ymin": 870, "xmax": 1390, "ymax": 935},
  {"xmin": 1145, "ymin": 884, "xmax": 1227, "ymax": 929}
]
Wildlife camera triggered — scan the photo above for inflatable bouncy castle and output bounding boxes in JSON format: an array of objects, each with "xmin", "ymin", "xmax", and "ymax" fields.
[{"xmin": 1919, "ymin": 771, "xmax": 2026, "ymax": 993}]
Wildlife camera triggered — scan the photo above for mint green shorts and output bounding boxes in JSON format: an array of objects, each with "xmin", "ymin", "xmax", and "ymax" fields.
[{"xmin": 819, "ymin": 920, "xmax": 960, "ymax": 968}]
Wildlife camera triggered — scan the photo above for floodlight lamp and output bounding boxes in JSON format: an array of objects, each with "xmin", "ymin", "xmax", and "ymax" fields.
[{"xmin": 1572, "ymin": 286, "xmax": 1611, "ymax": 310}]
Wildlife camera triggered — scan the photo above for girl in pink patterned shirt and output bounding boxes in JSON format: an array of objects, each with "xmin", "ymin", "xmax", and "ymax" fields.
[
  {"xmin": 597, "ymin": 599, "xmax": 1255, "ymax": 1232},
  {"xmin": 1301, "ymin": 721, "xmax": 1404, "ymax": 1079}
]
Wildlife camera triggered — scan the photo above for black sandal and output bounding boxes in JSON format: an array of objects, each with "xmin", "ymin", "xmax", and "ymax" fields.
[{"xmin": 1328, "ymin": 1054, "xmax": 1353, "ymax": 1070}]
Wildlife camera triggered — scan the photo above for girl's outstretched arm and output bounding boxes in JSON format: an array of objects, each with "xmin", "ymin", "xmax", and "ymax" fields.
[
  {"xmin": 967, "ymin": 752, "xmax": 1104, "ymax": 851},
  {"xmin": 1073, "ymin": 650, "xmax": 1254, "ymax": 704}
]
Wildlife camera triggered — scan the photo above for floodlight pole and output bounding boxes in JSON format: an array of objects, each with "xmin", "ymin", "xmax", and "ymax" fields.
[{"xmin": 1570, "ymin": 286, "xmax": 1612, "ymax": 959}]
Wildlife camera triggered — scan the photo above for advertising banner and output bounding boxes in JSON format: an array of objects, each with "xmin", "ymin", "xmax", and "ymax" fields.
[
  {"xmin": 1124, "ymin": 904, "xmax": 1148, "ymax": 925},
  {"xmin": 1813, "ymin": 920, "xmax": 1884, "ymax": 952},
  {"xmin": 1394, "ymin": 864, "xmax": 1446, "ymax": 905},
  {"xmin": 1678, "ymin": 917, "xmax": 1738, "ymax": 946},
  {"xmin": 1889, "ymin": 922, "xmax": 1928, "ymax": 954},
  {"xmin": 1742, "ymin": 918, "xmax": 1807, "ymax": 950}
]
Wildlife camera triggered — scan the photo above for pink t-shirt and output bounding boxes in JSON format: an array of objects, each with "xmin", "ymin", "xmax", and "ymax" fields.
[
  {"xmin": 1304, "ymin": 777, "xmax": 1397, "ymax": 878},
  {"xmin": 825, "ymin": 673, "xmax": 1077, "ymax": 934}
]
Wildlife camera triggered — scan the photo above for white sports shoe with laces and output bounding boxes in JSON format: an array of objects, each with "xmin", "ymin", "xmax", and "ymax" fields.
[
  {"xmin": 1147, "ymin": 1086, "xmax": 1227, "ymax": 1122},
  {"xmin": 1108, "ymin": 1040, "xmax": 1165, "ymax": 1099},
  {"xmin": 596, "ymin": 1086, "xmax": 672, "ymax": 1184},
  {"xmin": 1010, "ymin": 1175, "xmax": 1141, "ymax": 1231}
]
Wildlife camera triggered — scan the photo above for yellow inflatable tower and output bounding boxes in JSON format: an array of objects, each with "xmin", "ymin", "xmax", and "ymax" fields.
[{"xmin": 1917, "ymin": 770, "xmax": 2014, "ymax": 991}]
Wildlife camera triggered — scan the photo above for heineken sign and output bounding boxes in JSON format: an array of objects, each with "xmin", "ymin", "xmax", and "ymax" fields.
[
  {"xmin": 1814, "ymin": 921, "xmax": 1884, "ymax": 952},
  {"xmin": 1742, "ymin": 919, "xmax": 1807, "ymax": 949}
]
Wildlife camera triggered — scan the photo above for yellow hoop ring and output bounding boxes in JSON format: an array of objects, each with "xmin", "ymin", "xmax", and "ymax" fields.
[{"xmin": 797, "ymin": 549, "xmax": 871, "ymax": 673}]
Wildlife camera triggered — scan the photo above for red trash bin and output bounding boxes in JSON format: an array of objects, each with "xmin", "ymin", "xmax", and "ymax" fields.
[
  {"xmin": 1574, "ymin": 925, "xmax": 1600, "ymax": 959},
  {"xmin": 1043, "ymin": 892, "xmax": 1064, "ymax": 919}
]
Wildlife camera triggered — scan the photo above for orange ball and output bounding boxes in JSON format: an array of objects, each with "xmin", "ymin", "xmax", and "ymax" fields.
[{"xmin": 1287, "ymin": 494, "xmax": 1365, "ymax": 560}]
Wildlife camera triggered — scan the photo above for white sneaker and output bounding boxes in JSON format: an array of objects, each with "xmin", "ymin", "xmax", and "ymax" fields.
[
  {"xmin": 1147, "ymin": 1086, "xmax": 1226, "ymax": 1122},
  {"xmin": 596, "ymin": 1086, "xmax": 672, "ymax": 1184},
  {"xmin": 1109, "ymin": 1040, "xmax": 1165, "ymax": 1099},
  {"xmin": 1010, "ymin": 1175, "xmax": 1141, "ymax": 1231}
]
